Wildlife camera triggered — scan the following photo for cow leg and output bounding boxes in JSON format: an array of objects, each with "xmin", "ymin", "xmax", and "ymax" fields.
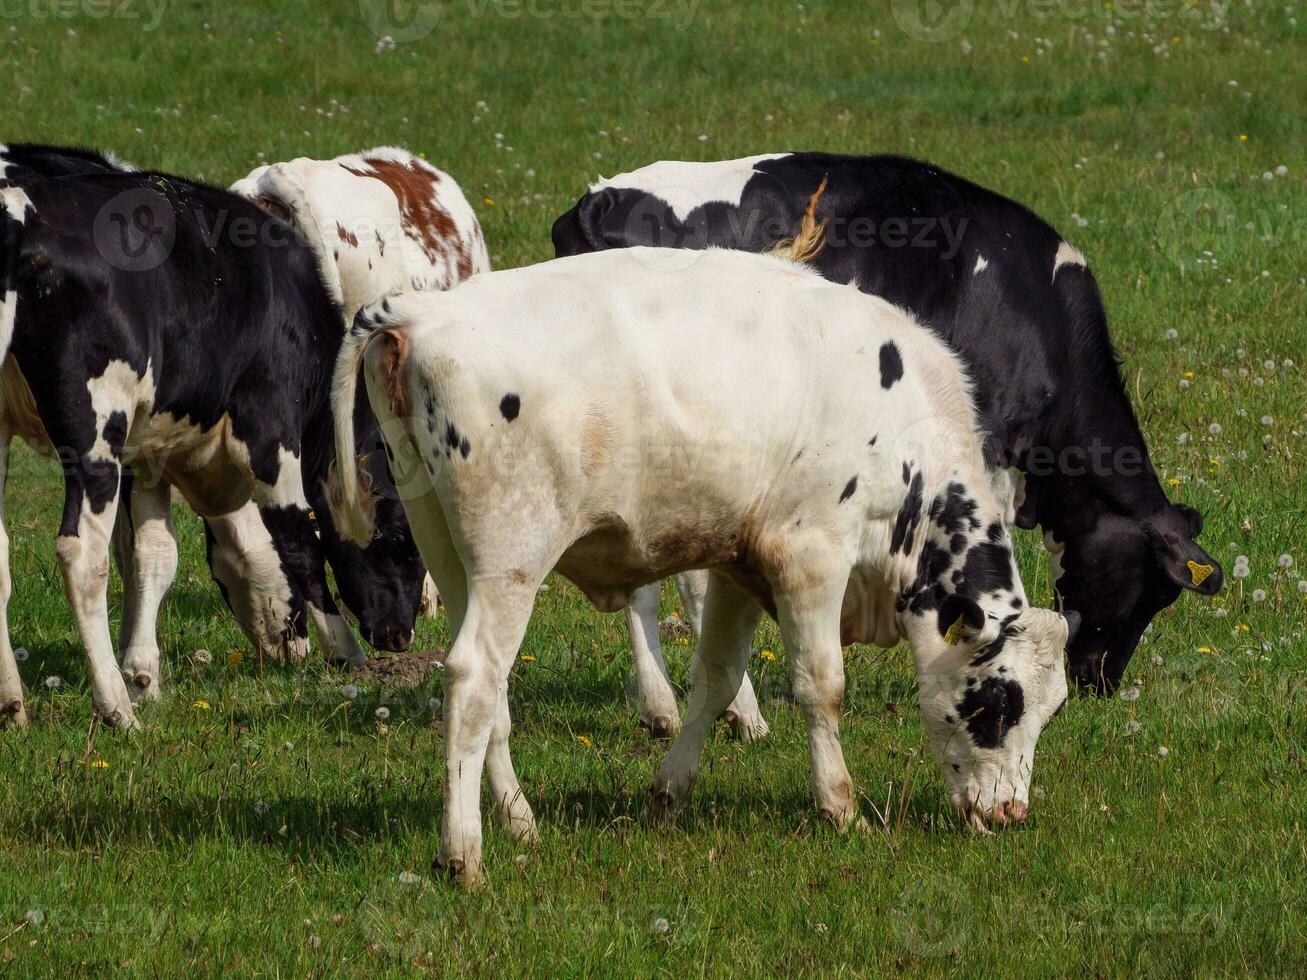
[
  {"xmin": 0, "ymin": 426, "xmax": 26, "ymax": 727},
  {"xmin": 116, "ymin": 476, "xmax": 177, "ymax": 701},
  {"xmin": 249, "ymin": 451, "xmax": 365, "ymax": 668},
  {"xmin": 775, "ymin": 581, "xmax": 860, "ymax": 832},
  {"xmin": 56, "ymin": 461, "xmax": 137, "ymax": 729},
  {"xmin": 673, "ymin": 570, "xmax": 769, "ymax": 740},
  {"xmin": 649, "ymin": 573, "xmax": 762, "ymax": 818},
  {"xmin": 203, "ymin": 506, "xmax": 311, "ymax": 662},
  {"xmin": 625, "ymin": 582, "xmax": 680, "ymax": 739},
  {"xmin": 401, "ymin": 489, "xmax": 538, "ymax": 848},
  {"xmin": 437, "ymin": 574, "xmax": 539, "ymax": 887}
]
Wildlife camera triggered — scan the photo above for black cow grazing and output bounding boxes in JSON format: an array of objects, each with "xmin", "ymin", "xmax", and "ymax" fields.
[
  {"xmin": 0, "ymin": 154, "xmax": 423, "ymax": 728},
  {"xmin": 553, "ymin": 152, "xmax": 1222, "ymax": 693}
]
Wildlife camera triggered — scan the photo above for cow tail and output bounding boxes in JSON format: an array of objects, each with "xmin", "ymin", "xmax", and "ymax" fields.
[
  {"xmin": 327, "ymin": 306, "xmax": 391, "ymax": 547},
  {"xmin": 768, "ymin": 176, "xmax": 828, "ymax": 265},
  {"xmin": 0, "ymin": 181, "xmax": 32, "ymax": 362}
]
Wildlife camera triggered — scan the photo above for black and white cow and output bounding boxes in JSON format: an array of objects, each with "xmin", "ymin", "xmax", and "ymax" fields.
[
  {"xmin": 0, "ymin": 157, "xmax": 423, "ymax": 728},
  {"xmin": 552, "ymin": 152, "xmax": 1222, "ymax": 695},
  {"xmin": 330, "ymin": 245, "xmax": 1074, "ymax": 886}
]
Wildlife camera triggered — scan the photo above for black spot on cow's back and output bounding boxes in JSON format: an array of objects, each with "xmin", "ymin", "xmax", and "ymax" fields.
[
  {"xmin": 955, "ymin": 676, "xmax": 1025, "ymax": 748},
  {"xmin": 868, "ymin": 435, "xmax": 877, "ymax": 447},
  {"xmin": 459, "ymin": 437, "xmax": 471, "ymax": 459},
  {"xmin": 499, "ymin": 393, "xmax": 520, "ymax": 421},
  {"xmin": 839, "ymin": 476, "xmax": 858, "ymax": 503},
  {"xmin": 879, "ymin": 341, "xmax": 904, "ymax": 389},
  {"xmin": 445, "ymin": 422, "xmax": 459, "ymax": 450}
]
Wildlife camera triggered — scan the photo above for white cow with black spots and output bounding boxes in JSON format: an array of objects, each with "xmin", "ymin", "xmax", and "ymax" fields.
[{"xmin": 329, "ymin": 245, "xmax": 1075, "ymax": 886}]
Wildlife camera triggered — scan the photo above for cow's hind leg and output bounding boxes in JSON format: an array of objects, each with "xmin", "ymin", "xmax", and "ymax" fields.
[
  {"xmin": 0, "ymin": 426, "xmax": 26, "ymax": 727},
  {"xmin": 625, "ymin": 582, "xmax": 681, "ymax": 739},
  {"xmin": 649, "ymin": 573, "xmax": 762, "ymax": 818},
  {"xmin": 437, "ymin": 572, "xmax": 540, "ymax": 887},
  {"xmin": 56, "ymin": 457, "xmax": 137, "ymax": 728},
  {"xmin": 115, "ymin": 473, "xmax": 178, "ymax": 701},
  {"xmin": 402, "ymin": 491, "xmax": 537, "ymax": 846}
]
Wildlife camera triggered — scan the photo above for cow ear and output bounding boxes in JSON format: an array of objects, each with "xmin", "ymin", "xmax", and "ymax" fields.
[
  {"xmin": 1143, "ymin": 514, "xmax": 1224, "ymax": 596},
  {"xmin": 938, "ymin": 593, "xmax": 986, "ymax": 645},
  {"xmin": 1172, "ymin": 502, "xmax": 1204, "ymax": 537}
]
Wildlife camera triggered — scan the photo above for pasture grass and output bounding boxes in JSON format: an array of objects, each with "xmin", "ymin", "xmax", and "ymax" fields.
[{"xmin": 1, "ymin": 0, "xmax": 1305, "ymax": 974}]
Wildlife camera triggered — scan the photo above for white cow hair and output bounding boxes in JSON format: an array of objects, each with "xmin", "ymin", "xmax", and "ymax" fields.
[{"xmin": 591, "ymin": 153, "xmax": 792, "ymax": 222}]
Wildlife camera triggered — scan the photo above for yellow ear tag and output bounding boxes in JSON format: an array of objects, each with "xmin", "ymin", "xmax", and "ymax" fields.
[
  {"xmin": 944, "ymin": 616, "xmax": 966, "ymax": 645},
  {"xmin": 1187, "ymin": 561, "xmax": 1215, "ymax": 587}
]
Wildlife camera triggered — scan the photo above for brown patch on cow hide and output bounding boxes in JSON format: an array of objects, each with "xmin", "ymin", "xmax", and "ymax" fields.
[
  {"xmin": 345, "ymin": 158, "xmax": 458, "ymax": 268},
  {"xmin": 376, "ymin": 329, "xmax": 411, "ymax": 418},
  {"xmin": 335, "ymin": 222, "xmax": 359, "ymax": 247}
]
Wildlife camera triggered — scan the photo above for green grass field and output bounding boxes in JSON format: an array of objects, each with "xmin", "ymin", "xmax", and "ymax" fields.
[{"xmin": 2, "ymin": 0, "xmax": 1305, "ymax": 974}]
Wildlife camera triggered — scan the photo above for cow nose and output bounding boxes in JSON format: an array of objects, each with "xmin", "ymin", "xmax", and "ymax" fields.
[
  {"xmin": 993, "ymin": 799, "xmax": 1029, "ymax": 825},
  {"xmin": 367, "ymin": 627, "xmax": 415, "ymax": 652}
]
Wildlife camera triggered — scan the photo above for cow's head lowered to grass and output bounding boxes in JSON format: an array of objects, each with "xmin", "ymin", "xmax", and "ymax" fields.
[{"xmin": 908, "ymin": 597, "xmax": 1073, "ymax": 829}]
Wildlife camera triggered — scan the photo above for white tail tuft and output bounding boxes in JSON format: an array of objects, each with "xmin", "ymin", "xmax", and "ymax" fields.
[{"xmin": 328, "ymin": 311, "xmax": 390, "ymax": 546}]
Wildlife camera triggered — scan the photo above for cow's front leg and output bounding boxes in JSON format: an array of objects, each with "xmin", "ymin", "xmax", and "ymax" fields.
[
  {"xmin": 203, "ymin": 505, "xmax": 311, "ymax": 662},
  {"xmin": 115, "ymin": 473, "xmax": 178, "ymax": 701},
  {"xmin": 56, "ymin": 460, "xmax": 137, "ymax": 729},
  {"xmin": 251, "ymin": 449, "xmax": 365, "ymax": 668},
  {"xmin": 0, "ymin": 426, "xmax": 26, "ymax": 727},
  {"xmin": 775, "ymin": 566, "xmax": 861, "ymax": 832},
  {"xmin": 438, "ymin": 574, "xmax": 539, "ymax": 887},
  {"xmin": 625, "ymin": 582, "xmax": 681, "ymax": 739},
  {"xmin": 649, "ymin": 573, "xmax": 762, "ymax": 819}
]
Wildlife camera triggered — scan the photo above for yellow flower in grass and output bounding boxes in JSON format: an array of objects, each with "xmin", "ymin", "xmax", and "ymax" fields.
[
  {"xmin": 227, "ymin": 650, "xmax": 243, "ymax": 667},
  {"xmin": 1234, "ymin": 623, "xmax": 1250, "ymax": 633},
  {"xmin": 575, "ymin": 734, "xmax": 592, "ymax": 748},
  {"xmin": 760, "ymin": 648, "xmax": 777, "ymax": 662},
  {"xmin": 1197, "ymin": 646, "xmax": 1214, "ymax": 654},
  {"xmin": 192, "ymin": 699, "xmax": 211, "ymax": 710},
  {"xmin": 1167, "ymin": 478, "xmax": 1181, "ymax": 487},
  {"xmin": 91, "ymin": 759, "xmax": 108, "ymax": 769},
  {"xmin": 483, "ymin": 197, "xmax": 495, "ymax": 206},
  {"xmin": 520, "ymin": 654, "xmax": 536, "ymax": 663}
]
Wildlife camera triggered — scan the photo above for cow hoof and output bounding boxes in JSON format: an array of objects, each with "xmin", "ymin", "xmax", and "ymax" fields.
[
  {"xmin": 645, "ymin": 785, "xmax": 681, "ymax": 823},
  {"xmin": 434, "ymin": 854, "xmax": 484, "ymax": 889},
  {"xmin": 724, "ymin": 710, "xmax": 770, "ymax": 742},
  {"xmin": 98, "ymin": 706, "xmax": 140, "ymax": 731},
  {"xmin": 0, "ymin": 699, "xmax": 27, "ymax": 727},
  {"xmin": 645, "ymin": 714, "xmax": 676, "ymax": 741}
]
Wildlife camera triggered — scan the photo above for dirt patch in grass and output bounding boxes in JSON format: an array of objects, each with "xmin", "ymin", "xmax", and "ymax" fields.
[{"xmin": 355, "ymin": 649, "xmax": 446, "ymax": 689}]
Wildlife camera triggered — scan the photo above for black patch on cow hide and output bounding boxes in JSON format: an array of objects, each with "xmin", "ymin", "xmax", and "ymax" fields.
[
  {"xmin": 890, "ymin": 470, "xmax": 925, "ymax": 555},
  {"xmin": 839, "ymin": 475, "xmax": 858, "ymax": 503},
  {"xmin": 987, "ymin": 522, "xmax": 1004, "ymax": 543},
  {"xmin": 879, "ymin": 341, "xmax": 904, "ymax": 389},
  {"xmin": 955, "ymin": 542, "xmax": 1015, "ymax": 599},
  {"xmin": 955, "ymin": 676, "xmax": 1025, "ymax": 748},
  {"xmin": 499, "ymin": 393, "xmax": 520, "ymax": 421},
  {"xmin": 929, "ymin": 482, "xmax": 980, "ymax": 535}
]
